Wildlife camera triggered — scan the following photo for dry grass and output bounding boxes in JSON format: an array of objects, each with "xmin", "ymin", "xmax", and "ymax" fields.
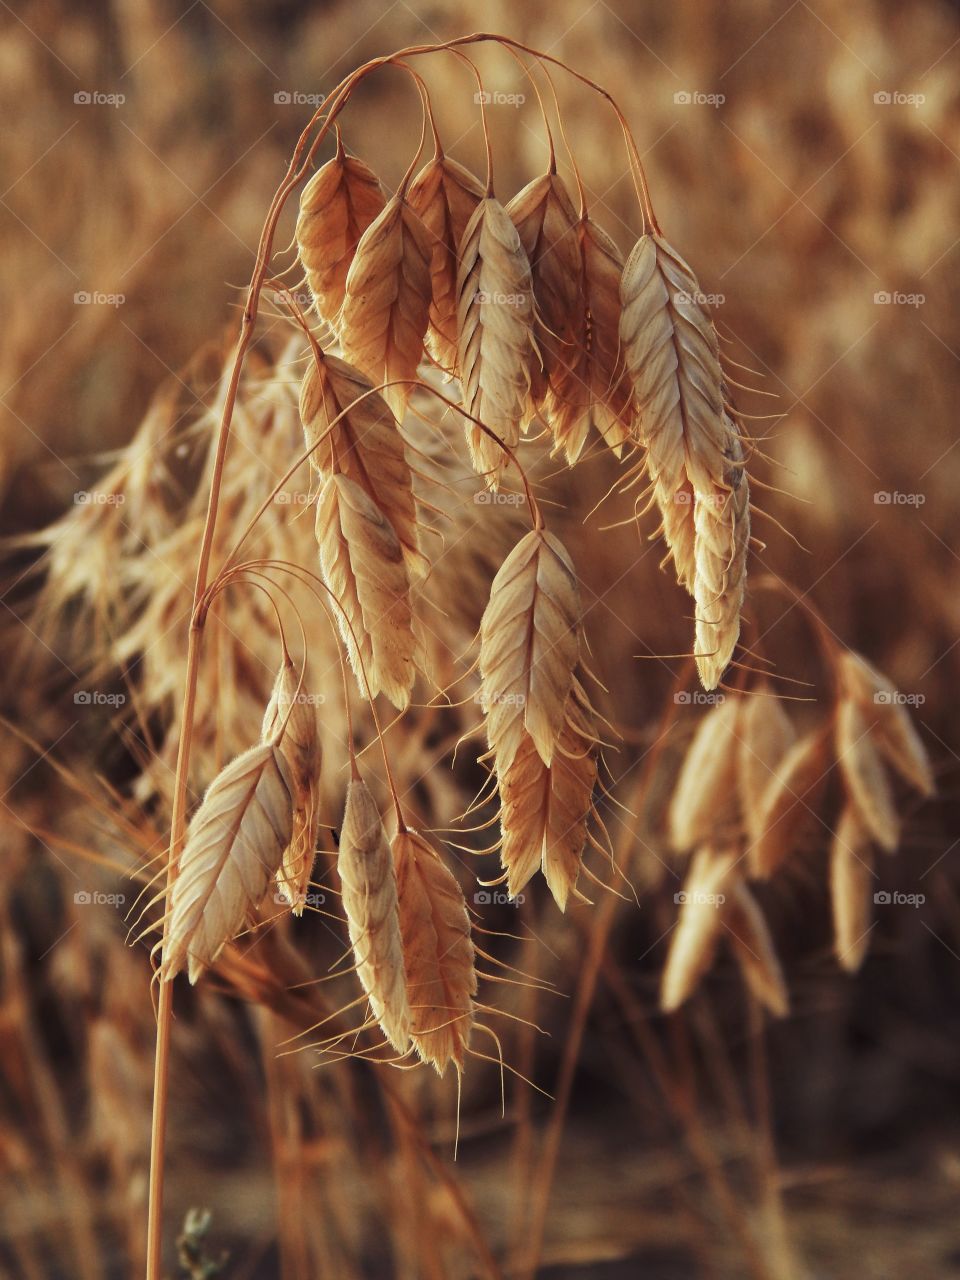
[{"xmin": 2, "ymin": 5, "xmax": 958, "ymax": 1278}]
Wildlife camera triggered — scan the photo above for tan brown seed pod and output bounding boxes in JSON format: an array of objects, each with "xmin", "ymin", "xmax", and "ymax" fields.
[
  {"xmin": 299, "ymin": 351, "xmax": 426, "ymax": 577},
  {"xmin": 479, "ymin": 529, "xmax": 581, "ymax": 772},
  {"xmin": 577, "ymin": 216, "xmax": 634, "ymax": 458},
  {"xmin": 656, "ymin": 476, "xmax": 697, "ymax": 592},
  {"xmin": 393, "ymin": 828, "xmax": 477, "ymax": 1073},
  {"xmin": 162, "ymin": 743, "xmax": 294, "ymax": 984},
  {"xmin": 724, "ymin": 880, "xmax": 789, "ymax": 1016},
  {"xmin": 261, "ymin": 654, "xmax": 322, "ymax": 915},
  {"xmin": 749, "ymin": 728, "xmax": 830, "ymax": 879},
  {"xmin": 338, "ymin": 778, "xmax": 410, "ymax": 1053},
  {"xmin": 497, "ymin": 683, "xmax": 598, "ymax": 909},
  {"xmin": 315, "ymin": 473, "xmax": 416, "ymax": 710},
  {"xmin": 407, "ymin": 154, "xmax": 485, "ymax": 372},
  {"xmin": 836, "ymin": 698, "xmax": 900, "ymax": 852},
  {"xmin": 339, "ymin": 193, "xmax": 432, "ymax": 420},
  {"xmin": 619, "ymin": 232, "xmax": 728, "ymax": 495},
  {"xmin": 456, "ymin": 196, "xmax": 538, "ymax": 488},
  {"xmin": 829, "ymin": 804, "xmax": 875, "ymax": 973},
  {"xmin": 507, "ymin": 171, "xmax": 581, "ymax": 418},
  {"xmin": 661, "ymin": 847, "xmax": 735, "ymax": 1012},
  {"xmin": 668, "ymin": 696, "xmax": 741, "ymax": 852},
  {"xmin": 296, "ymin": 140, "xmax": 386, "ymax": 328},
  {"xmin": 693, "ymin": 423, "xmax": 750, "ymax": 690},
  {"xmin": 837, "ymin": 650, "xmax": 934, "ymax": 796},
  {"xmin": 737, "ymin": 691, "xmax": 796, "ymax": 845}
]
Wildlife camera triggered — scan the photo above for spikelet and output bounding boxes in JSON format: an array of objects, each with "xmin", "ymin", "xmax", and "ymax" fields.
[
  {"xmin": 497, "ymin": 683, "xmax": 598, "ymax": 908},
  {"xmin": 749, "ymin": 729, "xmax": 830, "ymax": 878},
  {"xmin": 393, "ymin": 828, "xmax": 477, "ymax": 1073},
  {"xmin": 619, "ymin": 233, "xmax": 727, "ymax": 494},
  {"xmin": 315, "ymin": 472, "xmax": 416, "ymax": 710},
  {"xmin": 725, "ymin": 881, "xmax": 789, "ymax": 1015},
  {"xmin": 693, "ymin": 423, "xmax": 750, "ymax": 689},
  {"xmin": 578, "ymin": 215, "xmax": 634, "ymax": 457},
  {"xmin": 296, "ymin": 139, "xmax": 386, "ymax": 328},
  {"xmin": 657, "ymin": 477, "xmax": 697, "ymax": 591},
  {"xmin": 837, "ymin": 650, "xmax": 934, "ymax": 796},
  {"xmin": 299, "ymin": 351, "xmax": 426, "ymax": 576},
  {"xmin": 667, "ymin": 696, "xmax": 741, "ymax": 851},
  {"xmin": 407, "ymin": 154, "xmax": 485, "ymax": 372},
  {"xmin": 339, "ymin": 192, "xmax": 432, "ymax": 419},
  {"xmin": 506, "ymin": 171, "xmax": 581, "ymax": 422},
  {"xmin": 456, "ymin": 196, "xmax": 537, "ymax": 488},
  {"xmin": 261, "ymin": 654, "xmax": 322, "ymax": 915},
  {"xmin": 478, "ymin": 529, "xmax": 580, "ymax": 772},
  {"xmin": 830, "ymin": 804, "xmax": 875, "ymax": 973},
  {"xmin": 661, "ymin": 847, "xmax": 734, "ymax": 1012},
  {"xmin": 162, "ymin": 743, "xmax": 293, "ymax": 983},
  {"xmin": 337, "ymin": 778, "xmax": 410, "ymax": 1052},
  {"xmin": 737, "ymin": 691, "xmax": 796, "ymax": 845},
  {"xmin": 836, "ymin": 698, "xmax": 900, "ymax": 852}
]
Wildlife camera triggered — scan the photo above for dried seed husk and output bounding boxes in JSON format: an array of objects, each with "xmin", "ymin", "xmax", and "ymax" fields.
[
  {"xmin": 725, "ymin": 881, "xmax": 789, "ymax": 1016},
  {"xmin": 393, "ymin": 828, "xmax": 476, "ymax": 1073},
  {"xmin": 836, "ymin": 698, "xmax": 900, "ymax": 852},
  {"xmin": 296, "ymin": 144, "xmax": 386, "ymax": 328},
  {"xmin": 829, "ymin": 804, "xmax": 875, "ymax": 973},
  {"xmin": 261, "ymin": 655, "xmax": 322, "ymax": 915},
  {"xmin": 456, "ymin": 196, "xmax": 538, "ymax": 489},
  {"xmin": 340, "ymin": 193, "xmax": 432, "ymax": 419},
  {"xmin": 407, "ymin": 154, "xmax": 485, "ymax": 373},
  {"xmin": 162, "ymin": 743, "xmax": 294, "ymax": 983},
  {"xmin": 338, "ymin": 779, "xmax": 410, "ymax": 1052},
  {"xmin": 837, "ymin": 650, "xmax": 934, "ymax": 796},
  {"xmin": 749, "ymin": 728, "xmax": 831, "ymax": 878},
  {"xmin": 661, "ymin": 846, "xmax": 735, "ymax": 1012},
  {"xmin": 315, "ymin": 472, "xmax": 416, "ymax": 710},
  {"xmin": 299, "ymin": 351, "xmax": 426, "ymax": 577},
  {"xmin": 497, "ymin": 682, "xmax": 598, "ymax": 909},
  {"xmin": 738, "ymin": 691, "xmax": 796, "ymax": 845},
  {"xmin": 579, "ymin": 216, "xmax": 634, "ymax": 457},
  {"xmin": 619, "ymin": 232, "xmax": 727, "ymax": 494},
  {"xmin": 507, "ymin": 171, "xmax": 582, "ymax": 420},
  {"xmin": 668, "ymin": 696, "xmax": 741, "ymax": 852},
  {"xmin": 479, "ymin": 528, "xmax": 581, "ymax": 772},
  {"xmin": 693, "ymin": 422, "xmax": 750, "ymax": 690}
]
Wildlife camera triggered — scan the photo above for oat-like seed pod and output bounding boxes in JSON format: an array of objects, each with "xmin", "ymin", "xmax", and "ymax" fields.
[
  {"xmin": 668, "ymin": 696, "xmax": 741, "ymax": 852},
  {"xmin": 479, "ymin": 528, "xmax": 581, "ymax": 772},
  {"xmin": 836, "ymin": 698, "xmax": 900, "ymax": 852},
  {"xmin": 725, "ymin": 880, "xmax": 789, "ymax": 1016},
  {"xmin": 315, "ymin": 472, "xmax": 416, "ymax": 710},
  {"xmin": 578, "ymin": 216, "xmax": 634, "ymax": 458},
  {"xmin": 162, "ymin": 743, "xmax": 294, "ymax": 984},
  {"xmin": 506, "ymin": 171, "xmax": 581, "ymax": 418},
  {"xmin": 340, "ymin": 193, "xmax": 432, "ymax": 420},
  {"xmin": 619, "ymin": 232, "xmax": 728, "ymax": 494},
  {"xmin": 661, "ymin": 846, "xmax": 735, "ymax": 1012},
  {"xmin": 830, "ymin": 804, "xmax": 875, "ymax": 973},
  {"xmin": 261, "ymin": 655, "xmax": 322, "ymax": 915},
  {"xmin": 407, "ymin": 155, "xmax": 485, "ymax": 373},
  {"xmin": 749, "ymin": 729, "xmax": 830, "ymax": 879},
  {"xmin": 393, "ymin": 828, "xmax": 477, "ymax": 1073},
  {"xmin": 497, "ymin": 683, "xmax": 598, "ymax": 908},
  {"xmin": 296, "ymin": 142, "xmax": 386, "ymax": 329},
  {"xmin": 693, "ymin": 422, "xmax": 750, "ymax": 690},
  {"xmin": 837, "ymin": 650, "xmax": 934, "ymax": 796},
  {"xmin": 338, "ymin": 778, "xmax": 411, "ymax": 1053},
  {"xmin": 299, "ymin": 352, "xmax": 426, "ymax": 577},
  {"xmin": 456, "ymin": 196, "xmax": 538, "ymax": 489},
  {"xmin": 737, "ymin": 690, "xmax": 796, "ymax": 846}
]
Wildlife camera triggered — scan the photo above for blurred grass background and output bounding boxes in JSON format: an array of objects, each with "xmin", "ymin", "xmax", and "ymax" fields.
[{"xmin": 2, "ymin": 1, "xmax": 960, "ymax": 1277}]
